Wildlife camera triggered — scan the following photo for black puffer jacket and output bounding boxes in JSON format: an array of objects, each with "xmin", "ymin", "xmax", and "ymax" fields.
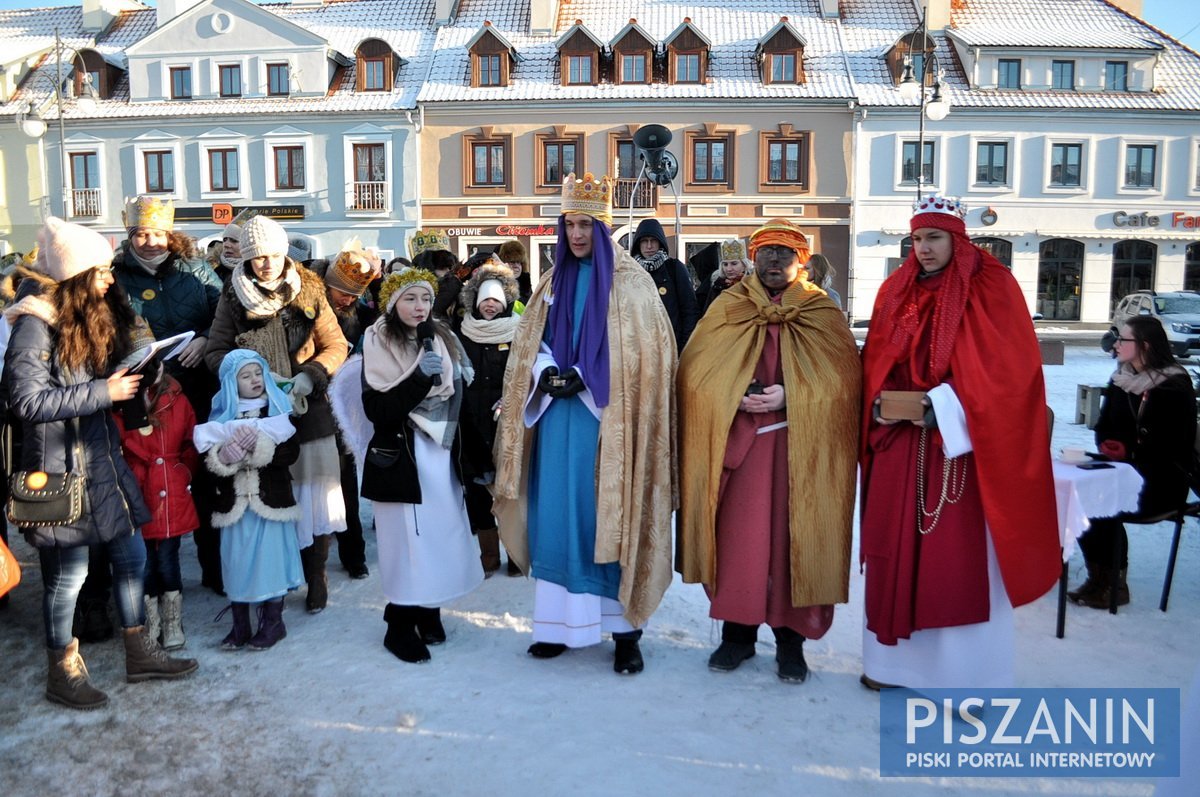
[
  {"xmin": 1094, "ymin": 369, "xmax": 1197, "ymax": 515},
  {"xmin": 2, "ymin": 306, "xmax": 150, "ymax": 548}
]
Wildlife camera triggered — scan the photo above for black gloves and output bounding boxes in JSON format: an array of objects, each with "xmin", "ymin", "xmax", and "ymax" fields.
[{"xmin": 538, "ymin": 366, "xmax": 586, "ymax": 399}]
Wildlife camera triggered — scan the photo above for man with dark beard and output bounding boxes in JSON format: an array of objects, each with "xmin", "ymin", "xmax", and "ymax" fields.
[{"xmin": 311, "ymin": 240, "xmax": 379, "ymax": 580}]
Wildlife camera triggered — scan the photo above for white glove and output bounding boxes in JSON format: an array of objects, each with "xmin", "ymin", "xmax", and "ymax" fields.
[{"xmin": 292, "ymin": 371, "xmax": 315, "ymax": 398}]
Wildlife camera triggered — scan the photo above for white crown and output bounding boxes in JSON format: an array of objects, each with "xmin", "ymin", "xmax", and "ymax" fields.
[{"xmin": 912, "ymin": 195, "xmax": 967, "ymax": 220}]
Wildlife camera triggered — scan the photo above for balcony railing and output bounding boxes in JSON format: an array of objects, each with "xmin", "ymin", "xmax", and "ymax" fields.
[
  {"xmin": 70, "ymin": 188, "xmax": 102, "ymax": 218},
  {"xmin": 351, "ymin": 181, "xmax": 388, "ymax": 211},
  {"xmin": 613, "ymin": 177, "xmax": 656, "ymax": 210}
]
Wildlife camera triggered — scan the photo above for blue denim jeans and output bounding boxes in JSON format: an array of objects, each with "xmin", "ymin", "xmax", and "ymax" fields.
[
  {"xmin": 39, "ymin": 532, "xmax": 147, "ymax": 649},
  {"xmin": 144, "ymin": 537, "xmax": 183, "ymax": 597}
]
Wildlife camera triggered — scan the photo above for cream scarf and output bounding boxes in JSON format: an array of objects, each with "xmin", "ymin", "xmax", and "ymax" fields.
[
  {"xmin": 1111, "ymin": 362, "xmax": 1188, "ymax": 394},
  {"xmin": 460, "ymin": 314, "xmax": 520, "ymax": 345},
  {"xmin": 231, "ymin": 264, "xmax": 303, "ymax": 320}
]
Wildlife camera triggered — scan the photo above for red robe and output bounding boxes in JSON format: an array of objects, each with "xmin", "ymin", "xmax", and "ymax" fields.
[{"xmin": 860, "ymin": 253, "xmax": 1059, "ymax": 645}]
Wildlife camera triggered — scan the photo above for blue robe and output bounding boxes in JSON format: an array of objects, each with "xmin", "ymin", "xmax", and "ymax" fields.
[{"xmin": 527, "ymin": 258, "xmax": 622, "ymax": 599}]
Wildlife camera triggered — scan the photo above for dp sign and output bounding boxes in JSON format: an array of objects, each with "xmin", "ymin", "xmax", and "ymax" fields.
[{"xmin": 211, "ymin": 203, "xmax": 233, "ymax": 225}]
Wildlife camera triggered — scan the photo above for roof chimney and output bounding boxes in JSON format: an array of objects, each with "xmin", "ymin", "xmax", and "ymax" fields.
[
  {"xmin": 156, "ymin": 0, "xmax": 203, "ymax": 29},
  {"xmin": 818, "ymin": 0, "xmax": 840, "ymax": 19},
  {"xmin": 82, "ymin": 0, "xmax": 142, "ymax": 33},
  {"xmin": 917, "ymin": 0, "xmax": 951, "ymax": 32},
  {"xmin": 1108, "ymin": 0, "xmax": 1145, "ymax": 18}
]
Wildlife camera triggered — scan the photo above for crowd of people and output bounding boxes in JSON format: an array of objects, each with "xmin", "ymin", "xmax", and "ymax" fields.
[{"xmin": 1, "ymin": 176, "xmax": 1191, "ymax": 712}]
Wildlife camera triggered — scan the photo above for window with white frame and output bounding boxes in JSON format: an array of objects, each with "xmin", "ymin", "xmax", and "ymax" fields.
[
  {"xmin": 274, "ymin": 146, "xmax": 304, "ymax": 189},
  {"xmin": 1124, "ymin": 143, "xmax": 1157, "ymax": 189},
  {"xmin": 566, "ymin": 55, "xmax": 593, "ymax": 85},
  {"xmin": 1049, "ymin": 142, "xmax": 1084, "ymax": 188},
  {"xmin": 1051, "ymin": 60, "xmax": 1074, "ymax": 91},
  {"xmin": 975, "ymin": 141, "xmax": 1009, "ymax": 186},
  {"xmin": 263, "ymin": 129, "xmax": 311, "ymax": 195},
  {"xmin": 621, "ymin": 53, "xmax": 646, "ymax": 83},
  {"xmin": 997, "ymin": 58, "xmax": 1021, "ymax": 89},
  {"xmin": 144, "ymin": 151, "xmax": 173, "ymax": 193},
  {"xmin": 350, "ymin": 142, "xmax": 388, "ymax": 212},
  {"xmin": 132, "ymin": 134, "xmax": 183, "ymax": 200},
  {"xmin": 208, "ymin": 149, "xmax": 239, "ymax": 192},
  {"xmin": 900, "ymin": 140, "xmax": 935, "ymax": 185},
  {"xmin": 68, "ymin": 151, "xmax": 101, "ymax": 217}
]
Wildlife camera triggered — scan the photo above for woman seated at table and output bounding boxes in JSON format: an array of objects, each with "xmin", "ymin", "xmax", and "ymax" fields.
[{"xmin": 1069, "ymin": 317, "xmax": 1197, "ymax": 609}]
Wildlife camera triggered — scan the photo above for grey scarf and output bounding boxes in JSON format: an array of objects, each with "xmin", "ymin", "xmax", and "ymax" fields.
[{"xmin": 636, "ymin": 250, "xmax": 669, "ymax": 273}]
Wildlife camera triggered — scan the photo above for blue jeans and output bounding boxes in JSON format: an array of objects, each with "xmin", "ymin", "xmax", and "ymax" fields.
[
  {"xmin": 144, "ymin": 537, "xmax": 183, "ymax": 596},
  {"xmin": 39, "ymin": 533, "xmax": 147, "ymax": 649}
]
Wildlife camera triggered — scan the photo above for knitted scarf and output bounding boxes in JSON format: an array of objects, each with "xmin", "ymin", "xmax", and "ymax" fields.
[
  {"xmin": 231, "ymin": 262, "xmax": 303, "ymax": 320},
  {"xmin": 635, "ymin": 249, "xmax": 669, "ymax": 273},
  {"xmin": 1111, "ymin": 362, "xmax": 1189, "ymax": 394}
]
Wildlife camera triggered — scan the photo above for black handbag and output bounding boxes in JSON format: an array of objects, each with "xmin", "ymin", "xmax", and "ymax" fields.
[{"xmin": 5, "ymin": 418, "xmax": 87, "ymax": 528}]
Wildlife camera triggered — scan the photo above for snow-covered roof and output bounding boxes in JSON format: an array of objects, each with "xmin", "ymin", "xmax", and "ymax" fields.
[{"xmin": 946, "ymin": 26, "xmax": 1161, "ymax": 51}]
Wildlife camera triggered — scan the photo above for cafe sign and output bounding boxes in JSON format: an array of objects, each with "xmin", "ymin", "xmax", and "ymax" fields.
[
  {"xmin": 442, "ymin": 224, "xmax": 558, "ymax": 237},
  {"xmin": 1111, "ymin": 210, "xmax": 1200, "ymax": 229}
]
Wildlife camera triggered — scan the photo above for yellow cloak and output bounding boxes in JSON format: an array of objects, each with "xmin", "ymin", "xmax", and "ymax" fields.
[{"xmin": 676, "ymin": 273, "xmax": 861, "ymax": 607}]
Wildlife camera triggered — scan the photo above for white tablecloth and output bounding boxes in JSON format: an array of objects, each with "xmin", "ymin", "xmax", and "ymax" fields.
[{"xmin": 1053, "ymin": 460, "xmax": 1144, "ymax": 562}]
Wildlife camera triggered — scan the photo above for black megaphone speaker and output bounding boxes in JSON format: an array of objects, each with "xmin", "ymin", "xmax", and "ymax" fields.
[{"xmin": 633, "ymin": 124, "xmax": 678, "ymax": 186}]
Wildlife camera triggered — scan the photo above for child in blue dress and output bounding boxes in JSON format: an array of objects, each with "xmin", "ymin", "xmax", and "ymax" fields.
[{"xmin": 194, "ymin": 349, "xmax": 303, "ymax": 650}]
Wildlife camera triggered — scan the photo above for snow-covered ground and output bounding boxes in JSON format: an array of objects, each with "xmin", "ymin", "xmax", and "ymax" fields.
[{"xmin": 1, "ymin": 346, "xmax": 1196, "ymax": 796}]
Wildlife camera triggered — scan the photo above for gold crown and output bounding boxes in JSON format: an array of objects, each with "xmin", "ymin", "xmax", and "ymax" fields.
[
  {"xmin": 378, "ymin": 267, "xmax": 439, "ymax": 312},
  {"xmin": 408, "ymin": 228, "xmax": 451, "ymax": 260},
  {"xmin": 329, "ymin": 237, "xmax": 377, "ymax": 294},
  {"xmin": 561, "ymin": 172, "xmax": 612, "ymax": 226},
  {"xmin": 720, "ymin": 238, "xmax": 747, "ymax": 262},
  {"xmin": 123, "ymin": 196, "xmax": 175, "ymax": 232}
]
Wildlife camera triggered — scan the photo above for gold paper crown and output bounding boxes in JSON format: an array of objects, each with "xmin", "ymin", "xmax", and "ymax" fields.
[
  {"xmin": 561, "ymin": 172, "xmax": 612, "ymax": 226},
  {"xmin": 330, "ymin": 237, "xmax": 377, "ymax": 294},
  {"xmin": 123, "ymin": 196, "xmax": 175, "ymax": 232},
  {"xmin": 378, "ymin": 267, "xmax": 439, "ymax": 312},
  {"xmin": 408, "ymin": 229, "xmax": 451, "ymax": 260},
  {"xmin": 720, "ymin": 238, "xmax": 747, "ymax": 262}
]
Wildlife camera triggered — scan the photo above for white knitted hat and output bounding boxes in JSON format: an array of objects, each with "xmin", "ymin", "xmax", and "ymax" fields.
[
  {"xmin": 240, "ymin": 216, "xmax": 289, "ymax": 261},
  {"xmin": 36, "ymin": 217, "xmax": 114, "ymax": 282},
  {"xmin": 475, "ymin": 278, "xmax": 506, "ymax": 309}
]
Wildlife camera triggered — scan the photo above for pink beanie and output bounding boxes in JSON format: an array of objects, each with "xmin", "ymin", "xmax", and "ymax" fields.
[{"xmin": 36, "ymin": 217, "xmax": 114, "ymax": 282}]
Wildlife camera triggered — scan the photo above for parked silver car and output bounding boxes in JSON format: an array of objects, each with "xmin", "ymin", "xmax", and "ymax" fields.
[{"xmin": 1103, "ymin": 291, "xmax": 1200, "ymax": 357}]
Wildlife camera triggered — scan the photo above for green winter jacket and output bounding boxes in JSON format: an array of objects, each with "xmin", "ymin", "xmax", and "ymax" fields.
[{"xmin": 112, "ymin": 245, "xmax": 222, "ymax": 339}]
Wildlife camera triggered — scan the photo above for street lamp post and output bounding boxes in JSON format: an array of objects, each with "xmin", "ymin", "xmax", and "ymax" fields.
[
  {"xmin": 14, "ymin": 27, "xmax": 97, "ymax": 219},
  {"xmin": 897, "ymin": 9, "xmax": 951, "ymax": 202}
]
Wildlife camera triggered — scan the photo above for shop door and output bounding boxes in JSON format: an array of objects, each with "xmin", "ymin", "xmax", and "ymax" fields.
[{"xmin": 1037, "ymin": 238, "xmax": 1084, "ymax": 321}]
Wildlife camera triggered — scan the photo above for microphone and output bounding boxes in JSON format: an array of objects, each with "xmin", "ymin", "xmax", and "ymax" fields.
[{"xmin": 416, "ymin": 320, "xmax": 441, "ymax": 386}]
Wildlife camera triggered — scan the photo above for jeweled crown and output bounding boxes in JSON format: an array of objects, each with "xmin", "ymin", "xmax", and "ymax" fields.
[
  {"xmin": 123, "ymin": 196, "xmax": 175, "ymax": 232},
  {"xmin": 720, "ymin": 238, "xmax": 747, "ymax": 262},
  {"xmin": 408, "ymin": 228, "xmax": 451, "ymax": 260},
  {"xmin": 912, "ymin": 195, "xmax": 967, "ymax": 220},
  {"xmin": 561, "ymin": 172, "xmax": 612, "ymax": 226}
]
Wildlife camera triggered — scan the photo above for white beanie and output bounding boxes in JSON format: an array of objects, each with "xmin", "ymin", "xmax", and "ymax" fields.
[
  {"xmin": 475, "ymin": 278, "xmax": 507, "ymax": 309},
  {"xmin": 240, "ymin": 216, "xmax": 289, "ymax": 261},
  {"xmin": 36, "ymin": 217, "xmax": 114, "ymax": 282}
]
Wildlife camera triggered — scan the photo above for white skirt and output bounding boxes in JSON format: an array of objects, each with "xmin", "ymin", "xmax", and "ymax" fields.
[
  {"xmin": 291, "ymin": 437, "xmax": 348, "ymax": 548},
  {"xmin": 531, "ymin": 579, "xmax": 637, "ymax": 648},
  {"xmin": 373, "ymin": 432, "xmax": 484, "ymax": 606},
  {"xmin": 862, "ymin": 529, "xmax": 1015, "ymax": 689}
]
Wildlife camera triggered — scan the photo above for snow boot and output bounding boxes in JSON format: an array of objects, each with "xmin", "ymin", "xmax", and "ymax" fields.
[
  {"xmin": 708, "ymin": 621, "xmax": 757, "ymax": 672},
  {"xmin": 143, "ymin": 594, "xmax": 162, "ymax": 647},
  {"xmin": 415, "ymin": 606, "xmax": 446, "ymax": 645},
  {"xmin": 527, "ymin": 642, "xmax": 568, "ymax": 658},
  {"xmin": 219, "ymin": 603, "xmax": 253, "ymax": 651},
  {"xmin": 1067, "ymin": 562, "xmax": 1107, "ymax": 604},
  {"xmin": 383, "ymin": 604, "xmax": 430, "ymax": 663},
  {"xmin": 477, "ymin": 529, "xmax": 501, "ymax": 577},
  {"xmin": 160, "ymin": 590, "xmax": 186, "ymax": 650},
  {"xmin": 613, "ymin": 630, "xmax": 644, "ymax": 675},
  {"xmin": 124, "ymin": 626, "xmax": 199, "ymax": 682},
  {"xmin": 46, "ymin": 638, "xmax": 108, "ymax": 710},
  {"xmin": 73, "ymin": 596, "xmax": 114, "ymax": 643},
  {"xmin": 301, "ymin": 535, "xmax": 330, "ymax": 614},
  {"xmin": 249, "ymin": 600, "xmax": 287, "ymax": 650},
  {"xmin": 1080, "ymin": 568, "xmax": 1130, "ymax": 610},
  {"xmin": 773, "ymin": 627, "xmax": 808, "ymax": 683}
]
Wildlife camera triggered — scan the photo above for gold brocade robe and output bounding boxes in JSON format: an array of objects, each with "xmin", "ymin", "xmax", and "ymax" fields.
[
  {"xmin": 676, "ymin": 273, "xmax": 861, "ymax": 607},
  {"xmin": 492, "ymin": 243, "xmax": 678, "ymax": 628}
]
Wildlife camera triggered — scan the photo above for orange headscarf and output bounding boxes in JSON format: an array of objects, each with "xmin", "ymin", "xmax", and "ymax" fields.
[{"xmin": 747, "ymin": 218, "xmax": 811, "ymax": 263}]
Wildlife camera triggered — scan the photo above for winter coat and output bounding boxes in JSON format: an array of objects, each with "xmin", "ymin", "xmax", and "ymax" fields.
[
  {"xmin": 205, "ymin": 262, "xmax": 349, "ymax": 443},
  {"xmin": 206, "ymin": 413, "xmax": 300, "ymax": 528},
  {"xmin": 2, "ymin": 307, "xmax": 151, "ymax": 549},
  {"xmin": 632, "ymin": 218, "xmax": 699, "ymax": 351},
  {"xmin": 1094, "ymin": 370, "xmax": 1197, "ymax": 516},
  {"xmin": 114, "ymin": 381, "xmax": 200, "ymax": 540},
  {"xmin": 456, "ymin": 332, "xmax": 510, "ymax": 478},
  {"xmin": 434, "ymin": 273, "xmax": 463, "ymax": 323},
  {"xmin": 698, "ymin": 272, "xmax": 742, "ymax": 315},
  {"xmin": 360, "ymin": 369, "xmax": 464, "ymax": 505},
  {"xmin": 113, "ymin": 246, "xmax": 223, "ymax": 341}
]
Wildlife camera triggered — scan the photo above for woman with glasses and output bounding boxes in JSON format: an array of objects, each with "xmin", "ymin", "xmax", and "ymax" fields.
[
  {"xmin": 1069, "ymin": 316, "xmax": 1197, "ymax": 609},
  {"xmin": 3, "ymin": 218, "xmax": 198, "ymax": 710}
]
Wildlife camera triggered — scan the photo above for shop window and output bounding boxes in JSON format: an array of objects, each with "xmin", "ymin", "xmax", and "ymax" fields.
[
  {"xmin": 1037, "ymin": 238, "xmax": 1084, "ymax": 321},
  {"xmin": 1111, "ymin": 240, "xmax": 1157, "ymax": 310}
]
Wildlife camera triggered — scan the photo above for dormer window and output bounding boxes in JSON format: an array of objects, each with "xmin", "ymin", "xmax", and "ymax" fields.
[
  {"xmin": 356, "ymin": 38, "xmax": 399, "ymax": 93},
  {"xmin": 610, "ymin": 18, "xmax": 655, "ymax": 85},
  {"xmin": 467, "ymin": 22, "xmax": 520, "ymax": 89},
  {"xmin": 170, "ymin": 67, "xmax": 192, "ymax": 100},
  {"xmin": 267, "ymin": 63, "xmax": 290, "ymax": 96},
  {"xmin": 556, "ymin": 21, "xmax": 603, "ymax": 87},
  {"xmin": 757, "ymin": 17, "xmax": 806, "ymax": 86},
  {"xmin": 219, "ymin": 64, "xmax": 242, "ymax": 97},
  {"xmin": 71, "ymin": 49, "xmax": 119, "ymax": 100},
  {"xmin": 665, "ymin": 18, "xmax": 710, "ymax": 85},
  {"xmin": 1105, "ymin": 60, "xmax": 1129, "ymax": 91},
  {"xmin": 887, "ymin": 31, "xmax": 936, "ymax": 86}
]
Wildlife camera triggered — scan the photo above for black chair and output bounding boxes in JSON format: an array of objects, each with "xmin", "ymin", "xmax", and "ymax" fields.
[{"xmin": 1159, "ymin": 498, "xmax": 1200, "ymax": 612}]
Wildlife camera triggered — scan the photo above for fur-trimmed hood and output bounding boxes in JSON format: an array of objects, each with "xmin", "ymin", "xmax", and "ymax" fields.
[{"xmin": 460, "ymin": 262, "xmax": 519, "ymax": 313}]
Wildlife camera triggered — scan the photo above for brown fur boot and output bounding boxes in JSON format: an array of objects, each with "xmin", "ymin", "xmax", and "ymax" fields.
[
  {"xmin": 1067, "ymin": 562, "xmax": 1107, "ymax": 605},
  {"xmin": 46, "ymin": 638, "xmax": 108, "ymax": 710}
]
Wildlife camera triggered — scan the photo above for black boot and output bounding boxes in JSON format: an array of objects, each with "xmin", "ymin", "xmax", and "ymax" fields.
[
  {"xmin": 708, "ymin": 621, "xmax": 757, "ymax": 672},
  {"xmin": 248, "ymin": 600, "xmax": 287, "ymax": 650},
  {"xmin": 613, "ymin": 630, "xmax": 644, "ymax": 675},
  {"xmin": 1068, "ymin": 562, "xmax": 1107, "ymax": 604},
  {"xmin": 415, "ymin": 606, "xmax": 446, "ymax": 645},
  {"xmin": 383, "ymin": 604, "xmax": 430, "ymax": 663},
  {"xmin": 300, "ymin": 535, "xmax": 330, "ymax": 614},
  {"xmin": 527, "ymin": 642, "xmax": 568, "ymax": 658},
  {"xmin": 219, "ymin": 603, "xmax": 253, "ymax": 651},
  {"xmin": 73, "ymin": 596, "xmax": 114, "ymax": 644},
  {"xmin": 773, "ymin": 626, "xmax": 808, "ymax": 683}
]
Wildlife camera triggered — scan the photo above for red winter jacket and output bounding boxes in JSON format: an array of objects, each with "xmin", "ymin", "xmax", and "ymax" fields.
[{"xmin": 115, "ymin": 382, "xmax": 200, "ymax": 540}]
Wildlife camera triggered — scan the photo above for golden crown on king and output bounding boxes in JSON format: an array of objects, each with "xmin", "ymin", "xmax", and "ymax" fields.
[
  {"xmin": 720, "ymin": 238, "xmax": 747, "ymax": 262},
  {"xmin": 408, "ymin": 228, "xmax": 451, "ymax": 260},
  {"xmin": 123, "ymin": 196, "xmax": 175, "ymax": 232},
  {"xmin": 561, "ymin": 172, "xmax": 612, "ymax": 226}
]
